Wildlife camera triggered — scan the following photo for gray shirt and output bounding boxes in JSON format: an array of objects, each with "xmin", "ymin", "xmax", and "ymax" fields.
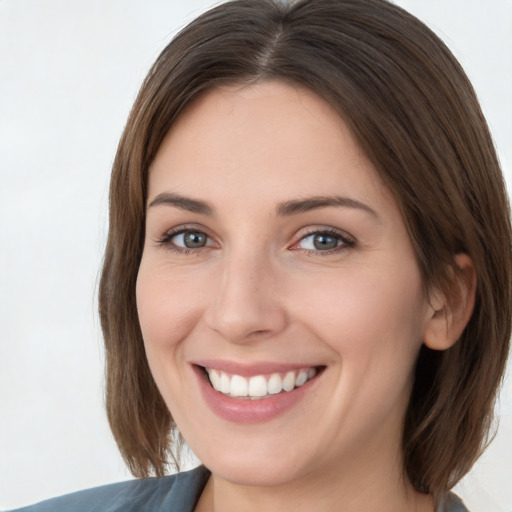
[{"xmin": 7, "ymin": 466, "xmax": 469, "ymax": 512}]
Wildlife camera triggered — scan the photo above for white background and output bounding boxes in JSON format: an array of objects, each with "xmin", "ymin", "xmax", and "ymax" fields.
[{"xmin": 0, "ymin": 0, "xmax": 511, "ymax": 510}]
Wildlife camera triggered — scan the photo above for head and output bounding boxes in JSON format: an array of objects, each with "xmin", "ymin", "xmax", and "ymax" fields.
[{"xmin": 99, "ymin": 0, "xmax": 512, "ymax": 499}]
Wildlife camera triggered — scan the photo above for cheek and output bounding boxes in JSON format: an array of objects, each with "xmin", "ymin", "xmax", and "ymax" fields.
[
  {"xmin": 292, "ymin": 261, "xmax": 427, "ymax": 362},
  {"xmin": 136, "ymin": 259, "xmax": 202, "ymax": 355},
  {"xmin": 135, "ymin": 260, "xmax": 205, "ymax": 415},
  {"xmin": 300, "ymin": 264, "xmax": 427, "ymax": 426}
]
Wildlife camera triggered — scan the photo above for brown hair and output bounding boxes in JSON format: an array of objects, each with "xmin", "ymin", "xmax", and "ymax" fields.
[{"xmin": 99, "ymin": 0, "xmax": 512, "ymax": 499}]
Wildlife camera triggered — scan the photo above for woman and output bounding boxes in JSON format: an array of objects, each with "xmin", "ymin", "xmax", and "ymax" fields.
[{"xmin": 10, "ymin": 0, "xmax": 511, "ymax": 511}]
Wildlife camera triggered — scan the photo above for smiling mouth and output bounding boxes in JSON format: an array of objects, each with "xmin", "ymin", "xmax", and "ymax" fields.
[{"xmin": 200, "ymin": 366, "xmax": 325, "ymax": 400}]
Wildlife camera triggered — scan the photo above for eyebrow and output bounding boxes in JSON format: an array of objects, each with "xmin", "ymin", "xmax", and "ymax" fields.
[
  {"xmin": 276, "ymin": 196, "xmax": 378, "ymax": 218},
  {"xmin": 148, "ymin": 192, "xmax": 214, "ymax": 215},
  {"xmin": 148, "ymin": 192, "xmax": 378, "ymax": 219}
]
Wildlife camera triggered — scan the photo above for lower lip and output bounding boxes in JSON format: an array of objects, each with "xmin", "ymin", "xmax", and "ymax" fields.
[{"xmin": 193, "ymin": 365, "xmax": 321, "ymax": 423}]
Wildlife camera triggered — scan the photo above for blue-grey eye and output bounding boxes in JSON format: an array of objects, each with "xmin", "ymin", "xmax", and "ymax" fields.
[
  {"xmin": 298, "ymin": 232, "xmax": 343, "ymax": 251},
  {"xmin": 313, "ymin": 233, "xmax": 339, "ymax": 250},
  {"xmin": 173, "ymin": 231, "xmax": 208, "ymax": 248}
]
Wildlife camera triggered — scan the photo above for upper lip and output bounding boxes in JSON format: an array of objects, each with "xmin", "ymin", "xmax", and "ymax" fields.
[{"xmin": 192, "ymin": 359, "xmax": 324, "ymax": 377}]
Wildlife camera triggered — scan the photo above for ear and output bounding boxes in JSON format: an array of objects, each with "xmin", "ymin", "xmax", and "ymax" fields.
[{"xmin": 423, "ymin": 253, "xmax": 476, "ymax": 351}]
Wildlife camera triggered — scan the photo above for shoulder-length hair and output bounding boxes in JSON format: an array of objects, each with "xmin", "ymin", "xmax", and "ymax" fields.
[{"xmin": 99, "ymin": 0, "xmax": 511, "ymax": 499}]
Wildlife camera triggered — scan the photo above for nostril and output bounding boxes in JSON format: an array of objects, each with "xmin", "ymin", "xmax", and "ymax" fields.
[{"xmin": 251, "ymin": 329, "xmax": 271, "ymax": 337}]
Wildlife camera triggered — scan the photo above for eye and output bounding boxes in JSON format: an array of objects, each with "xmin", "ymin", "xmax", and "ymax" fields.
[
  {"xmin": 156, "ymin": 227, "xmax": 215, "ymax": 253},
  {"xmin": 293, "ymin": 229, "xmax": 355, "ymax": 254},
  {"xmin": 173, "ymin": 230, "xmax": 208, "ymax": 249}
]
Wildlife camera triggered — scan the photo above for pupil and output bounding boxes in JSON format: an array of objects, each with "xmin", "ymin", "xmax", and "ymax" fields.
[
  {"xmin": 313, "ymin": 234, "xmax": 338, "ymax": 250},
  {"xmin": 184, "ymin": 232, "xmax": 206, "ymax": 248}
]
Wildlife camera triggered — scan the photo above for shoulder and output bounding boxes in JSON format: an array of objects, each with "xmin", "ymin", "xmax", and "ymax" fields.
[
  {"xmin": 7, "ymin": 466, "xmax": 210, "ymax": 512},
  {"xmin": 438, "ymin": 492, "xmax": 470, "ymax": 512}
]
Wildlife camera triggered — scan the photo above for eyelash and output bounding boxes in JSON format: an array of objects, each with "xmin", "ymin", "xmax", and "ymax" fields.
[
  {"xmin": 292, "ymin": 228, "xmax": 355, "ymax": 256},
  {"xmin": 155, "ymin": 226, "xmax": 213, "ymax": 255},
  {"xmin": 155, "ymin": 226, "xmax": 355, "ymax": 256}
]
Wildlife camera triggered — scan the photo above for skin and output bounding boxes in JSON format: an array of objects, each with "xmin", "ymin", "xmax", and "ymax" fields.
[{"xmin": 136, "ymin": 81, "xmax": 442, "ymax": 512}]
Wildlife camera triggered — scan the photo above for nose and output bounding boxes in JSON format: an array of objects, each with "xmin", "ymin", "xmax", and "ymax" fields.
[{"xmin": 203, "ymin": 250, "xmax": 288, "ymax": 343}]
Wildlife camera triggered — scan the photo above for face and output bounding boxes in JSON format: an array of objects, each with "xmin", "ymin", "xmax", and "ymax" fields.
[{"xmin": 136, "ymin": 81, "xmax": 435, "ymax": 488}]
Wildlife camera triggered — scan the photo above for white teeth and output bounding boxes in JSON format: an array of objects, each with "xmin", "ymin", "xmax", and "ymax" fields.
[
  {"xmin": 295, "ymin": 369, "xmax": 308, "ymax": 387},
  {"xmin": 230, "ymin": 375, "xmax": 248, "ymax": 397},
  {"xmin": 248, "ymin": 375, "xmax": 268, "ymax": 397},
  {"xmin": 220, "ymin": 372, "xmax": 231, "ymax": 394},
  {"xmin": 208, "ymin": 369, "xmax": 221, "ymax": 390},
  {"xmin": 267, "ymin": 373, "xmax": 282, "ymax": 395},
  {"xmin": 205, "ymin": 367, "xmax": 319, "ymax": 398},
  {"xmin": 282, "ymin": 371, "xmax": 295, "ymax": 392}
]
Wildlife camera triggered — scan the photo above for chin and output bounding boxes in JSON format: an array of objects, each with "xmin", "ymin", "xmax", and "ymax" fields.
[{"xmin": 202, "ymin": 453, "xmax": 309, "ymax": 488}]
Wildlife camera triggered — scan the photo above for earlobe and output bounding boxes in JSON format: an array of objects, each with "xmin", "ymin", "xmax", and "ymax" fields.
[{"xmin": 423, "ymin": 253, "xmax": 476, "ymax": 351}]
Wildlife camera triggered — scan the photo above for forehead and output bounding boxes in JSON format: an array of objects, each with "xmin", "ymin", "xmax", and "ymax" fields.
[{"xmin": 148, "ymin": 80, "xmax": 396, "ymax": 216}]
